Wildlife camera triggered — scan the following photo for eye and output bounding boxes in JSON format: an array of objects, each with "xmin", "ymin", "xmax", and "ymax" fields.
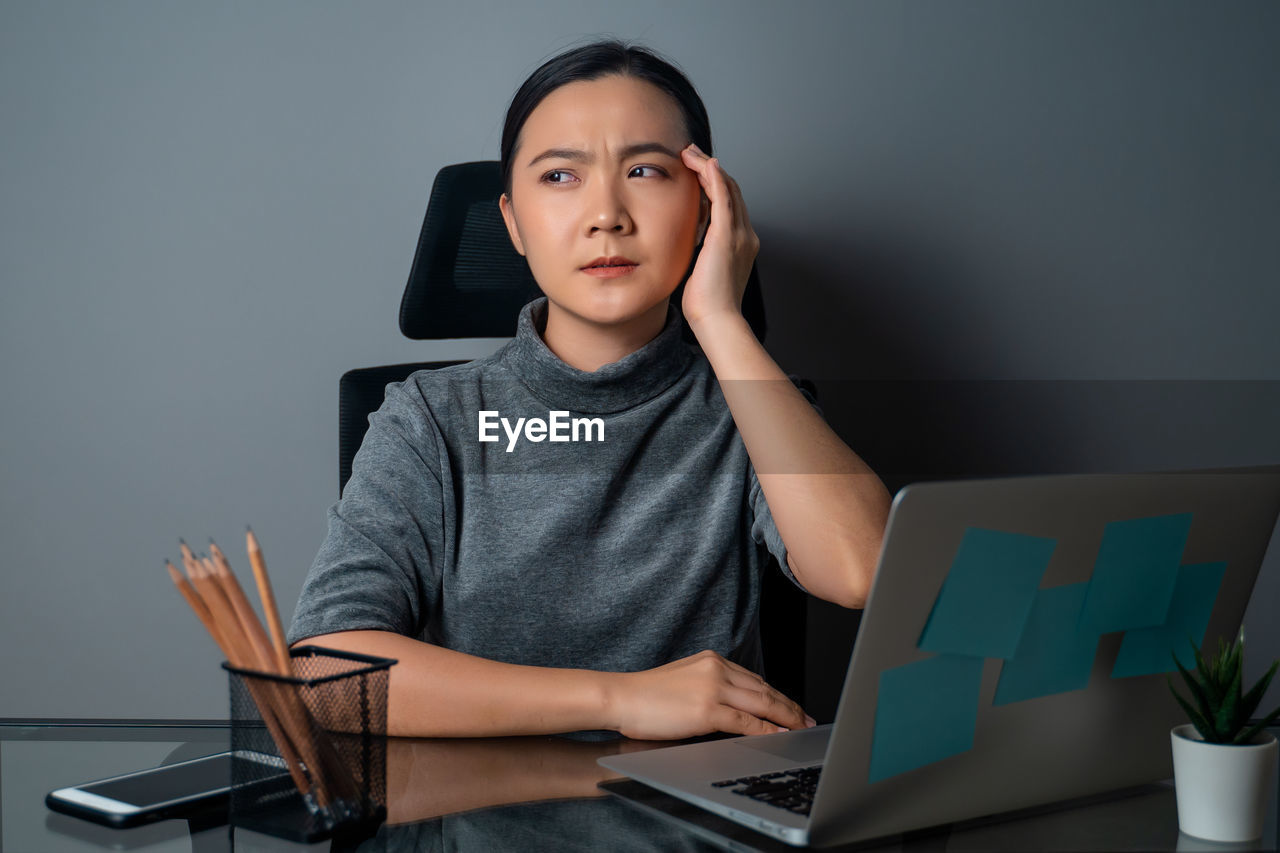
[{"xmin": 539, "ymin": 165, "xmax": 667, "ymax": 185}]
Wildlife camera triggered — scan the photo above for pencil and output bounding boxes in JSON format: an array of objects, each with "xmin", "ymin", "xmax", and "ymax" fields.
[
  {"xmin": 171, "ymin": 535, "xmax": 368, "ymax": 811},
  {"xmin": 198, "ymin": 548, "xmax": 338, "ymax": 808},
  {"xmin": 206, "ymin": 544, "xmax": 277, "ymax": 674},
  {"xmin": 246, "ymin": 527, "xmax": 292, "ymax": 676},
  {"xmin": 206, "ymin": 539, "xmax": 361, "ymax": 807},
  {"xmin": 167, "ymin": 562, "xmax": 225, "ymax": 650},
  {"xmin": 168, "ymin": 558, "xmax": 314, "ymax": 802}
]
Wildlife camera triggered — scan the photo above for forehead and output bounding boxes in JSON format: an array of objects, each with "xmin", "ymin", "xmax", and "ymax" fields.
[{"xmin": 521, "ymin": 75, "xmax": 685, "ymax": 149}]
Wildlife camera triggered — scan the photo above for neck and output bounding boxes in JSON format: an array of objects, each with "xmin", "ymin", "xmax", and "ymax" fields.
[{"xmin": 539, "ymin": 299, "xmax": 671, "ymax": 372}]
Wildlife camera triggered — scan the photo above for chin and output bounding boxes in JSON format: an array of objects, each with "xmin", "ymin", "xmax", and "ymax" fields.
[{"xmin": 551, "ymin": 286, "xmax": 674, "ymax": 327}]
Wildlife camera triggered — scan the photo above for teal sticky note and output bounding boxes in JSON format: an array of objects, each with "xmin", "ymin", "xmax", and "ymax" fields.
[
  {"xmin": 993, "ymin": 583, "xmax": 1100, "ymax": 705},
  {"xmin": 868, "ymin": 654, "xmax": 984, "ymax": 783},
  {"xmin": 918, "ymin": 527, "xmax": 1057, "ymax": 659},
  {"xmin": 1111, "ymin": 561, "xmax": 1227, "ymax": 678},
  {"xmin": 1079, "ymin": 513, "xmax": 1192, "ymax": 635}
]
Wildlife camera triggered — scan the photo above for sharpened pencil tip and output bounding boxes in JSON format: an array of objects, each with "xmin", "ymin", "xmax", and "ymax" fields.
[{"xmin": 178, "ymin": 537, "xmax": 187, "ymax": 545}]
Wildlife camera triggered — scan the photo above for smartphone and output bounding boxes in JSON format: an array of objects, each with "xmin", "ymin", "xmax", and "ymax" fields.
[{"xmin": 46, "ymin": 751, "xmax": 240, "ymax": 828}]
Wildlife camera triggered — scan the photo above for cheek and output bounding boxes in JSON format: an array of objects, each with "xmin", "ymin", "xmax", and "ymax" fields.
[
  {"xmin": 514, "ymin": 208, "xmax": 569, "ymax": 263},
  {"xmin": 668, "ymin": 196, "xmax": 703, "ymax": 253},
  {"xmin": 659, "ymin": 185, "xmax": 702, "ymax": 232}
]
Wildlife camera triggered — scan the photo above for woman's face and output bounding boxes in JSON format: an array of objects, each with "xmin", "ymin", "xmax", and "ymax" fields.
[{"xmin": 499, "ymin": 75, "xmax": 709, "ymax": 330}]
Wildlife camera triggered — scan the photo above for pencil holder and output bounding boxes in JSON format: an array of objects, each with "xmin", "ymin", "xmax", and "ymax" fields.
[{"xmin": 223, "ymin": 646, "xmax": 396, "ymax": 843}]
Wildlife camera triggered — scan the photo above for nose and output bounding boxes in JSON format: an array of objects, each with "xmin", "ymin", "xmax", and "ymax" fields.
[{"xmin": 585, "ymin": 175, "xmax": 633, "ymax": 235}]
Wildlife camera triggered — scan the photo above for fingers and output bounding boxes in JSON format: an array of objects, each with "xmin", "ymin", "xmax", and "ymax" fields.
[
  {"xmin": 686, "ymin": 145, "xmax": 737, "ymax": 213},
  {"xmin": 686, "ymin": 144, "xmax": 747, "ymax": 227},
  {"xmin": 693, "ymin": 650, "xmax": 813, "ymax": 732},
  {"xmin": 722, "ymin": 669, "xmax": 811, "ymax": 728},
  {"xmin": 682, "ymin": 144, "xmax": 748, "ymax": 234},
  {"xmin": 721, "ymin": 684, "xmax": 811, "ymax": 732},
  {"xmin": 713, "ymin": 706, "xmax": 791, "ymax": 737}
]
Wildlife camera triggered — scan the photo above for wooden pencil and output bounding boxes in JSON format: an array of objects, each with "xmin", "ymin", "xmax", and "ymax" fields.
[
  {"xmin": 168, "ymin": 558, "xmax": 314, "ymax": 801},
  {"xmin": 205, "ymin": 540, "xmax": 360, "ymax": 807},
  {"xmin": 172, "ymin": 536, "xmax": 370, "ymax": 812},
  {"xmin": 237, "ymin": 533, "xmax": 361, "ymax": 797},
  {"xmin": 197, "ymin": 550, "xmax": 337, "ymax": 809},
  {"xmin": 245, "ymin": 527, "xmax": 292, "ymax": 676},
  {"xmin": 205, "ymin": 545, "xmax": 277, "ymax": 674},
  {"xmin": 167, "ymin": 562, "xmax": 225, "ymax": 650}
]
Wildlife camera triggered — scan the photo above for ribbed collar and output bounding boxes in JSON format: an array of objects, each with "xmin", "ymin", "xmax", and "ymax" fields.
[{"xmin": 498, "ymin": 297, "xmax": 692, "ymax": 414}]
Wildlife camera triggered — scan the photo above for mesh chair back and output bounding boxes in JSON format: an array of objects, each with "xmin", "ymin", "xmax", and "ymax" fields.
[{"xmin": 338, "ymin": 361, "xmax": 469, "ymax": 496}]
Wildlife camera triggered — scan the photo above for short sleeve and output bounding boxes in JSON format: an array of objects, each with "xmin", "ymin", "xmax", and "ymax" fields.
[
  {"xmin": 287, "ymin": 378, "xmax": 446, "ymax": 645},
  {"xmin": 748, "ymin": 374, "xmax": 825, "ymax": 594}
]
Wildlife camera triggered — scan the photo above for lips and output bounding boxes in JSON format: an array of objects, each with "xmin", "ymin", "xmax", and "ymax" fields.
[{"xmin": 581, "ymin": 255, "xmax": 638, "ymax": 269}]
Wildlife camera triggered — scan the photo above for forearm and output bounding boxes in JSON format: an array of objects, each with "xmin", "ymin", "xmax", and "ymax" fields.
[
  {"xmin": 689, "ymin": 311, "xmax": 892, "ymax": 608},
  {"xmin": 294, "ymin": 630, "xmax": 615, "ymax": 738},
  {"xmin": 385, "ymin": 736, "xmax": 627, "ymax": 824}
]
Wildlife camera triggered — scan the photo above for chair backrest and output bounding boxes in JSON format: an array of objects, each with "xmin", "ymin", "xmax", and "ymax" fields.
[{"xmin": 338, "ymin": 160, "xmax": 808, "ymax": 703}]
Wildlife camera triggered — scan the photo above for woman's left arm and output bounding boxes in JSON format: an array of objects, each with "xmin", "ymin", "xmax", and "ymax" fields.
[
  {"xmin": 680, "ymin": 143, "xmax": 892, "ymax": 609},
  {"xmin": 692, "ymin": 312, "xmax": 890, "ymax": 609}
]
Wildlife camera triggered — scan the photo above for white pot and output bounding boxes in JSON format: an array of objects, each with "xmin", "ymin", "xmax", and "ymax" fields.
[{"xmin": 1170, "ymin": 723, "xmax": 1278, "ymax": 842}]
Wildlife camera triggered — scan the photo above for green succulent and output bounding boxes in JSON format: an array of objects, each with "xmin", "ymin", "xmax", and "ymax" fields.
[{"xmin": 1168, "ymin": 627, "xmax": 1280, "ymax": 745}]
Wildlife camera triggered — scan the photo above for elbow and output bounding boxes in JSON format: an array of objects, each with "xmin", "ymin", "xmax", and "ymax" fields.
[
  {"xmin": 844, "ymin": 591, "xmax": 868, "ymax": 611},
  {"xmin": 822, "ymin": 577, "xmax": 865, "ymax": 610},
  {"xmin": 790, "ymin": 550, "xmax": 870, "ymax": 610},
  {"xmin": 845, "ymin": 484, "xmax": 891, "ymax": 609},
  {"xmin": 825, "ymin": 503, "xmax": 888, "ymax": 609},
  {"xmin": 839, "ymin": 578, "xmax": 869, "ymax": 611},
  {"xmin": 840, "ymin": 540, "xmax": 880, "ymax": 610}
]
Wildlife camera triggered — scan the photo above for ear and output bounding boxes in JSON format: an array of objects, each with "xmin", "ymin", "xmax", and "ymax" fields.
[
  {"xmin": 695, "ymin": 190, "xmax": 710, "ymax": 246},
  {"xmin": 498, "ymin": 192, "xmax": 526, "ymax": 257}
]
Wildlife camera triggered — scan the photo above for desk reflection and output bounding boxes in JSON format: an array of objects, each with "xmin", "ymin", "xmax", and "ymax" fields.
[{"xmin": 351, "ymin": 732, "xmax": 722, "ymax": 852}]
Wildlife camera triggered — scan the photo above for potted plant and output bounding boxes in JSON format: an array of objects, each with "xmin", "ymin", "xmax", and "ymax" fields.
[{"xmin": 1168, "ymin": 627, "xmax": 1280, "ymax": 842}]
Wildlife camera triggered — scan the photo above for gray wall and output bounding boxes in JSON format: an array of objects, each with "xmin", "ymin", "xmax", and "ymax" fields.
[{"xmin": 2, "ymin": 1, "xmax": 1277, "ymax": 723}]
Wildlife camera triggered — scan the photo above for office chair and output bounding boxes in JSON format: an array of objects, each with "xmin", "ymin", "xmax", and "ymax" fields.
[{"xmin": 337, "ymin": 160, "xmax": 812, "ymax": 705}]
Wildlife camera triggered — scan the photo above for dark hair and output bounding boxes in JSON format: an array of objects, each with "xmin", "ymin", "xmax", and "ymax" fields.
[{"xmin": 499, "ymin": 38, "xmax": 713, "ymax": 200}]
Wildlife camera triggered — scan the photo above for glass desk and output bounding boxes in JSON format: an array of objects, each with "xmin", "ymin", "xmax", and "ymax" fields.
[{"xmin": 3, "ymin": 720, "xmax": 1276, "ymax": 852}]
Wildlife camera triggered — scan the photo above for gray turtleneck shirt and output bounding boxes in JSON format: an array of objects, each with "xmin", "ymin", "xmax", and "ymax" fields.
[{"xmin": 287, "ymin": 297, "xmax": 822, "ymax": 681}]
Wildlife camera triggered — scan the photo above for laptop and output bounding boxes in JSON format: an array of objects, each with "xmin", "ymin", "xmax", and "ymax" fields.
[{"xmin": 598, "ymin": 465, "xmax": 1280, "ymax": 848}]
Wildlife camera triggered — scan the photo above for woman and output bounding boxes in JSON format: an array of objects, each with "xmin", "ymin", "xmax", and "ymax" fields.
[{"xmin": 287, "ymin": 39, "xmax": 892, "ymax": 740}]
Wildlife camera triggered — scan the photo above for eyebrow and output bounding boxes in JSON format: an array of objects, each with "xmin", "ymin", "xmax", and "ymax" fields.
[{"xmin": 525, "ymin": 141, "xmax": 682, "ymax": 168}]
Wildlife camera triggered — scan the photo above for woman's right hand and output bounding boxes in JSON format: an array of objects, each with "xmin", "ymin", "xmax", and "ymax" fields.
[{"xmin": 602, "ymin": 649, "xmax": 816, "ymax": 740}]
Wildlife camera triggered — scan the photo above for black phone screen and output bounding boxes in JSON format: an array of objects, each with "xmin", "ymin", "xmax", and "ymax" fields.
[{"xmin": 82, "ymin": 753, "xmax": 231, "ymax": 807}]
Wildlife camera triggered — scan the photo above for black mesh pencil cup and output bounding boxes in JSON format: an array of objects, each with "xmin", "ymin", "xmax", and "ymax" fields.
[{"xmin": 223, "ymin": 646, "xmax": 396, "ymax": 843}]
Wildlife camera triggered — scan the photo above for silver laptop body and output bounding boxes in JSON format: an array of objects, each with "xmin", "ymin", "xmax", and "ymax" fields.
[{"xmin": 598, "ymin": 466, "xmax": 1280, "ymax": 847}]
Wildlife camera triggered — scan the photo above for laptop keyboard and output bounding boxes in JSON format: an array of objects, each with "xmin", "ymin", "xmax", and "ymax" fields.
[{"xmin": 711, "ymin": 764, "xmax": 822, "ymax": 816}]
